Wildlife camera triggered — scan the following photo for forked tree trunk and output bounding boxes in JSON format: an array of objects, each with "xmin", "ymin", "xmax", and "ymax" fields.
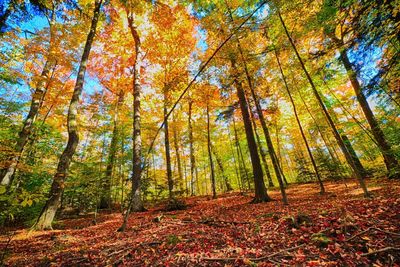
[
  {"xmin": 338, "ymin": 45, "xmax": 399, "ymax": 179},
  {"xmin": 1, "ymin": 13, "xmax": 57, "ymax": 187},
  {"xmin": 34, "ymin": 0, "xmax": 102, "ymax": 230},
  {"xmin": 274, "ymin": 50, "xmax": 325, "ymax": 194},
  {"xmin": 278, "ymin": 11, "xmax": 370, "ymax": 197},
  {"xmin": 231, "ymin": 59, "xmax": 271, "ymax": 203},
  {"xmin": 118, "ymin": 9, "xmax": 146, "ymax": 233}
]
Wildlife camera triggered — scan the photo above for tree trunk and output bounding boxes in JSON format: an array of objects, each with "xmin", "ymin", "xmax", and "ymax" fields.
[
  {"xmin": 250, "ymin": 110, "xmax": 275, "ymax": 187},
  {"xmin": 206, "ymin": 103, "xmax": 217, "ymax": 198},
  {"xmin": 118, "ymin": 9, "xmax": 146, "ymax": 232},
  {"xmin": 278, "ymin": 11, "xmax": 370, "ymax": 197},
  {"xmin": 232, "ymin": 117, "xmax": 250, "ymax": 189},
  {"xmin": 211, "ymin": 144, "xmax": 233, "ymax": 192},
  {"xmin": 172, "ymin": 115, "xmax": 184, "ymax": 195},
  {"xmin": 274, "ymin": 50, "xmax": 325, "ymax": 194},
  {"xmin": 339, "ymin": 46, "xmax": 399, "ymax": 179},
  {"xmin": 34, "ymin": 0, "xmax": 102, "ymax": 230},
  {"xmin": 100, "ymin": 90, "xmax": 124, "ymax": 209},
  {"xmin": 1, "ymin": 14, "xmax": 57, "ymax": 187},
  {"xmin": 231, "ymin": 59, "xmax": 271, "ymax": 203},
  {"xmin": 164, "ymin": 87, "xmax": 173, "ymax": 199},
  {"xmin": 188, "ymin": 99, "xmax": 197, "ymax": 196},
  {"xmin": 228, "ymin": 122, "xmax": 242, "ymax": 191}
]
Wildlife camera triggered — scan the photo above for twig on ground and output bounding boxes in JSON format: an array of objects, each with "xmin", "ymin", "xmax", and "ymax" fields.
[
  {"xmin": 361, "ymin": 247, "xmax": 400, "ymax": 257},
  {"xmin": 346, "ymin": 227, "xmax": 400, "ymax": 242},
  {"xmin": 202, "ymin": 244, "xmax": 305, "ymax": 262}
]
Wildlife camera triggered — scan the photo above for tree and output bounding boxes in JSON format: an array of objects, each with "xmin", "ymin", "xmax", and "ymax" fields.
[{"xmin": 34, "ymin": 0, "xmax": 103, "ymax": 230}]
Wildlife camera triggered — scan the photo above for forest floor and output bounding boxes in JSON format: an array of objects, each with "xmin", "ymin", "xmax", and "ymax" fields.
[{"xmin": 1, "ymin": 179, "xmax": 400, "ymax": 266}]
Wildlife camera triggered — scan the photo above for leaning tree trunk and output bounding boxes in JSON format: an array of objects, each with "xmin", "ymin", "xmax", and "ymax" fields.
[
  {"xmin": 163, "ymin": 86, "xmax": 174, "ymax": 199},
  {"xmin": 232, "ymin": 117, "xmax": 250, "ymax": 190},
  {"xmin": 34, "ymin": 0, "xmax": 102, "ymax": 230},
  {"xmin": 230, "ymin": 59, "xmax": 271, "ymax": 203},
  {"xmin": 278, "ymin": 11, "xmax": 370, "ymax": 197},
  {"xmin": 100, "ymin": 90, "xmax": 125, "ymax": 209},
  {"xmin": 274, "ymin": 49, "xmax": 325, "ymax": 194},
  {"xmin": 206, "ymin": 103, "xmax": 217, "ymax": 198},
  {"xmin": 1, "ymin": 13, "xmax": 57, "ymax": 187},
  {"xmin": 118, "ymin": 10, "xmax": 146, "ymax": 233},
  {"xmin": 338, "ymin": 45, "xmax": 399, "ymax": 179}
]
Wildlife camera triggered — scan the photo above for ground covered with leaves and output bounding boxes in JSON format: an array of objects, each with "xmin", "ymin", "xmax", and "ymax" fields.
[{"xmin": 1, "ymin": 179, "xmax": 400, "ymax": 266}]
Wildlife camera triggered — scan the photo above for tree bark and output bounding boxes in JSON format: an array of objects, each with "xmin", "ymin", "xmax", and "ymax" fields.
[
  {"xmin": 338, "ymin": 46, "xmax": 399, "ymax": 179},
  {"xmin": 34, "ymin": 0, "xmax": 102, "ymax": 230},
  {"xmin": 278, "ymin": 11, "xmax": 370, "ymax": 197},
  {"xmin": 274, "ymin": 50, "xmax": 325, "ymax": 193},
  {"xmin": 206, "ymin": 103, "xmax": 217, "ymax": 198},
  {"xmin": 231, "ymin": 59, "xmax": 271, "ymax": 203},
  {"xmin": 232, "ymin": 117, "xmax": 250, "ymax": 190}
]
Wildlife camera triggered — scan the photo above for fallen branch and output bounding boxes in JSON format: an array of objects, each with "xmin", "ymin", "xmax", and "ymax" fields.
[
  {"xmin": 361, "ymin": 247, "xmax": 400, "ymax": 257},
  {"xmin": 202, "ymin": 244, "xmax": 305, "ymax": 262},
  {"xmin": 346, "ymin": 227, "xmax": 400, "ymax": 242}
]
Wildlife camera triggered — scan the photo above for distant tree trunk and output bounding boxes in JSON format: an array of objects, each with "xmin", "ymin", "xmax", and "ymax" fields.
[
  {"xmin": 172, "ymin": 115, "xmax": 184, "ymax": 194},
  {"xmin": 338, "ymin": 44, "xmax": 399, "ymax": 178},
  {"xmin": 250, "ymin": 110, "xmax": 275, "ymax": 187},
  {"xmin": 297, "ymin": 91, "xmax": 341, "ymax": 165},
  {"xmin": 100, "ymin": 90, "xmax": 124, "ymax": 209},
  {"xmin": 0, "ymin": 13, "xmax": 57, "ymax": 187},
  {"xmin": 230, "ymin": 59, "xmax": 271, "ymax": 203},
  {"xmin": 34, "ymin": 0, "xmax": 102, "ymax": 230},
  {"xmin": 164, "ymin": 87, "xmax": 173, "ymax": 199},
  {"xmin": 211, "ymin": 144, "xmax": 233, "ymax": 192},
  {"xmin": 274, "ymin": 50, "xmax": 325, "ymax": 194},
  {"xmin": 118, "ymin": 8, "xmax": 146, "ymax": 232},
  {"xmin": 206, "ymin": 103, "xmax": 217, "ymax": 198},
  {"xmin": 278, "ymin": 11, "xmax": 370, "ymax": 197},
  {"xmin": 232, "ymin": 117, "xmax": 250, "ymax": 189},
  {"xmin": 188, "ymin": 99, "xmax": 197, "ymax": 196},
  {"xmin": 228, "ymin": 122, "xmax": 242, "ymax": 191}
]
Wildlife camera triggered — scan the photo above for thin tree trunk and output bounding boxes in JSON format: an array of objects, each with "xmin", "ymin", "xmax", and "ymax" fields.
[
  {"xmin": 1, "ymin": 13, "xmax": 57, "ymax": 187},
  {"xmin": 172, "ymin": 115, "xmax": 184, "ymax": 195},
  {"xmin": 34, "ymin": 0, "xmax": 102, "ymax": 230},
  {"xmin": 231, "ymin": 59, "xmax": 271, "ymax": 203},
  {"xmin": 250, "ymin": 109, "xmax": 274, "ymax": 187},
  {"xmin": 164, "ymin": 87, "xmax": 173, "ymax": 199},
  {"xmin": 100, "ymin": 90, "xmax": 125, "ymax": 209},
  {"xmin": 188, "ymin": 99, "xmax": 197, "ymax": 196},
  {"xmin": 338, "ymin": 46, "xmax": 399, "ymax": 179},
  {"xmin": 228, "ymin": 122, "xmax": 242, "ymax": 191},
  {"xmin": 232, "ymin": 117, "xmax": 250, "ymax": 189},
  {"xmin": 278, "ymin": 11, "xmax": 370, "ymax": 197},
  {"xmin": 206, "ymin": 104, "xmax": 217, "ymax": 198},
  {"xmin": 211, "ymin": 144, "xmax": 233, "ymax": 192},
  {"xmin": 274, "ymin": 50, "xmax": 325, "ymax": 193}
]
